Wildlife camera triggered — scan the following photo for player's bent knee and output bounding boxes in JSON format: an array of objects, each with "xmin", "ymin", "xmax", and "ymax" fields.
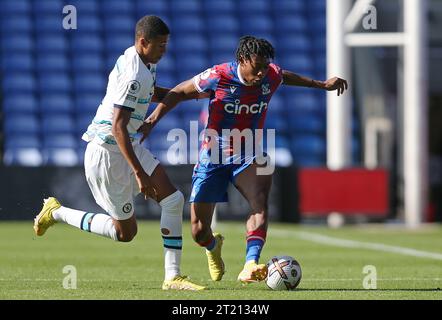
[{"xmin": 160, "ymin": 190, "xmax": 184, "ymax": 216}]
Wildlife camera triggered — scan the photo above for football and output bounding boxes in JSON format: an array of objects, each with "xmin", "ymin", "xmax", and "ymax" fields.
[{"xmin": 265, "ymin": 255, "xmax": 302, "ymax": 290}]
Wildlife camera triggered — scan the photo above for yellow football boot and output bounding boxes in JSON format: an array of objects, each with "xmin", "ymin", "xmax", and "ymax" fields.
[
  {"xmin": 237, "ymin": 260, "xmax": 268, "ymax": 283},
  {"xmin": 162, "ymin": 276, "xmax": 206, "ymax": 291},
  {"xmin": 206, "ymin": 233, "xmax": 225, "ymax": 281},
  {"xmin": 33, "ymin": 197, "xmax": 60, "ymax": 236}
]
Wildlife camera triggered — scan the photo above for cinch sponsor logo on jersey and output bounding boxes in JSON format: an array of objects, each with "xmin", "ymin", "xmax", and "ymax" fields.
[{"xmin": 224, "ymin": 99, "xmax": 268, "ymax": 114}]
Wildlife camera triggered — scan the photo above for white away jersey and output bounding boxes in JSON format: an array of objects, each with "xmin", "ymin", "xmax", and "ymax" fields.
[{"xmin": 82, "ymin": 46, "xmax": 156, "ymax": 151}]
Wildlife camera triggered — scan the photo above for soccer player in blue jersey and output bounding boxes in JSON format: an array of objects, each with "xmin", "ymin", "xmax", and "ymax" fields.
[{"xmin": 140, "ymin": 36, "xmax": 348, "ymax": 283}]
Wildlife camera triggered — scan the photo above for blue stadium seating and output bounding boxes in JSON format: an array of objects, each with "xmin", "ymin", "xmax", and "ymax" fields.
[
  {"xmin": 2, "ymin": 54, "xmax": 33, "ymax": 71},
  {"xmin": 40, "ymin": 94, "xmax": 73, "ymax": 114},
  {"xmin": 36, "ymin": 54, "xmax": 69, "ymax": 72},
  {"xmin": 43, "ymin": 134, "xmax": 77, "ymax": 149},
  {"xmin": 68, "ymin": 0, "xmax": 99, "ymax": 14},
  {"xmin": 1, "ymin": 16, "xmax": 32, "ymax": 32},
  {"xmin": 103, "ymin": 15, "xmax": 134, "ymax": 33},
  {"xmin": 206, "ymin": 16, "xmax": 239, "ymax": 34},
  {"xmin": 0, "ymin": 0, "xmax": 31, "ymax": 15},
  {"xmin": 4, "ymin": 135, "xmax": 41, "ymax": 149},
  {"xmin": 71, "ymin": 34, "xmax": 103, "ymax": 53},
  {"xmin": 136, "ymin": 0, "xmax": 169, "ymax": 17},
  {"xmin": 203, "ymin": 0, "xmax": 235, "ymax": 14},
  {"xmin": 36, "ymin": 34, "xmax": 68, "ymax": 52},
  {"xmin": 72, "ymin": 54, "xmax": 105, "ymax": 72},
  {"xmin": 0, "ymin": 0, "xmax": 340, "ymax": 167},
  {"xmin": 73, "ymin": 73, "xmax": 105, "ymax": 93},
  {"xmin": 42, "ymin": 115, "xmax": 75, "ymax": 135},
  {"xmin": 32, "ymin": 0, "xmax": 64, "ymax": 15},
  {"xmin": 1, "ymin": 34, "xmax": 33, "ymax": 51},
  {"xmin": 100, "ymin": 0, "xmax": 132, "ymax": 15},
  {"xmin": 3, "ymin": 94, "xmax": 38, "ymax": 114},
  {"xmin": 38, "ymin": 73, "xmax": 71, "ymax": 93},
  {"xmin": 4, "ymin": 114, "xmax": 39, "ymax": 136},
  {"xmin": 4, "ymin": 73, "xmax": 36, "ymax": 93}
]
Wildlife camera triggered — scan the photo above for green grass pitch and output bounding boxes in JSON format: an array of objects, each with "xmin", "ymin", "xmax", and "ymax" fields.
[{"xmin": 0, "ymin": 221, "xmax": 441, "ymax": 300}]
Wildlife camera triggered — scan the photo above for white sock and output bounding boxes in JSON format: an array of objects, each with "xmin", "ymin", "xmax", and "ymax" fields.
[
  {"xmin": 159, "ymin": 190, "xmax": 184, "ymax": 281},
  {"xmin": 53, "ymin": 206, "xmax": 118, "ymax": 241}
]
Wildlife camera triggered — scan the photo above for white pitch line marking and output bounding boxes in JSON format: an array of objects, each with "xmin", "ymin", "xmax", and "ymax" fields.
[{"xmin": 271, "ymin": 229, "xmax": 442, "ymax": 261}]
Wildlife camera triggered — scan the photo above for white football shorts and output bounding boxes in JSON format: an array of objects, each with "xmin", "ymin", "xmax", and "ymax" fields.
[{"xmin": 84, "ymin": 141, "xmax": 160, "ymax": 220}]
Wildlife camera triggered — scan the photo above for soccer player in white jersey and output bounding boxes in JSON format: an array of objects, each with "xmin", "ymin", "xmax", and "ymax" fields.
[{"xmin": 33, "ymin": 16, "xmax": 205, "ymax": 291}]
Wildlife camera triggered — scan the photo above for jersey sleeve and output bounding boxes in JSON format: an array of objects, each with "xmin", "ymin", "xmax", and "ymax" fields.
[
  {"xmin": 270, "ymin": 63, "xmax": 284, "ymax": 86},
  {"xmin": 113, "ymin": 67, "xmax": 146, "ymax": 111},
  {"xmin": 192, "ymin": 66, "xmax": 222, "ymax": 93}
]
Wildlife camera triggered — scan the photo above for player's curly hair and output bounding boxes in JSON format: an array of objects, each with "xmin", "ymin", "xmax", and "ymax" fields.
[
  {"xmin": 135, "ymin": 15, "xmax": 169, "ymax": 40},
  {"xmin": 235, "ymin": 36, "xmax": 275, "ymax": 62}
]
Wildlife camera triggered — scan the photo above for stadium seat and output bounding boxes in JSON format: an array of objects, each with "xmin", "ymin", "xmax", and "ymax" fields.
[
  {"xmin": 136, "ymin": 0, "xmax": 169, "ymax": 17},
  {"xmin": 3, "ymin": 148, "xmax": 43, "ymax": 166},
  {"xmin": 4, "ymin": 73, "xmax": 36, "ymax": 93},
  {"xmin": 1, "ymin": 34, "xmax": 33, "ymax": 51},
  {"xmin": 34, "ymin": 15, "xmax": 65, "ymax": 32},
  {"xmin": 206, "ymin": 16, "xmax": 239, "ymax": 34},
  {"xmin": 100, "ymin": 0, "xmax": 132, "ymax": 15},
  {"xmin": 103, "ymin": 14, "xmax": 134, "ymax": 33},
  {"xmin": 32, "ymin": 0, "xmax": 64, "ymax": 15},
  {"xmin": 3, "ymin": 94, "xmax": 38, "ymax": 114},
  {"xmin": 105, "ymin": 33, "xmax": 133, "ymax": 54},
  {"xmin": 170, "ymin": 0, "xmax": 201, "ymax": 15},
  {"xmin": 4, "ymin": 135, "xmax": 41, "ymax": 149},
  {"xmin": 203, "ymin": 0, "xmax": 235, "ymax": 14},
  {"xmin": 274, "ymin": 14, "xmax": 308, "ymax": 33},
  {"xmin": 276, "ymin": 35, "xmax": 312, "ymax": 53},
  {"xmin": 290, "ymin": 116, "xmax": 326, "ymax": 135},
  {"xmin": 153, "ymin": 114, "xmax": 181, "ymax": 134},
  {"xmin": 0, "ymin": 0, "xmax": 31, "ymax": 15},
  {"xmin": 73, "ymin": 74, "xmax": 106, "ymax": 93},
  {"xmin": 38, "ymin": 73, "xmax": 71, "ymax": 93},
  {"xmin": 1, "ymin": 15, "xmax": 32, "ymax": 32},
  {"xmin": 240, "ymin": 15, "xmax": 273, "ymax": 34},
  {"xmin": 158, "ymin": 55, "xmax": 175, "ymax": 73},
  {"xmin": 210, "ymin": 51, "xmax": 235, "ymax": 65},
  {"xmin": 285, "ymin": 92, "xmax": 324, "ymax": 116},
  {"xmin": 279, "ymin": 54, "xmax": 315, "ymax": 74},
  {"xmin": 43, "ymin": 134, "xmax": 78, "ymax": 149},
  {"xmin": 42, "ymin": 115, "xmax": 76, "ymax": 135},
  {"xmin": 272, "ymin": 0, "xmax": 305, "ymax": 14},
  {"xmin": 36, "ymin": 34, "xmax": 68, "ymax": 52},
  {"xmin": 268, "ymin": 94, "xmax": 285, "ymax": 114},
  {"xmin": 71, "ymin": 34, "xmax": 103, "ymax": 53},
  {"xmin": 172, "ymin": 16, "xmax": 205, "ymax": 34},
  {"xmin": 36, "ymin": 54, "xmax": 69, "ymax": 72},
  {"xmin": 173, "ymin": 35, "xmax": 208, "ymax": 53},
  {"xmin": 177, "ymin": 54, "xmax": 209, "ymax": 76},
  {"xmin": 291, "ymin": 135, "xmax": 326, "ymax": 155},
  {"xmin": 76, "ymin": 14, "xmax": 102, "ymax": 33},
  {"xmin": 40, "ymin": 94, "xmax": 73, "ymax": 114},
  {"xmin": 72, "ymin": 54, "xmax": 104, "ymax": 72},
  {"xmin": 75, "ymin": 93, "xmax": 102, "ymax": 114},
  {"xmin": 238, "ymin": 0, "xmax": 270, "ymax": 13},
  {"xmin": 76, "ymin": 114, "xmax": 94, "ymax": 136},
  {"xmin": 4, "ymin": 114, "xmax": 39, "ymax": 136},
  {"xmin": 265, "ymin": 115, "xmax": 289, "ymax": 133},
  {"xmin": 155, "ymin": 73, "xmax": 178, "ymax": 89},
  {"xmin": 43, "ymin": 148, "xmax": 79, "ymax": 166},
  {"xmin": 209, "ymin": 34, "xmax": 238, "ymax": 53},
  {"xmin": 68, "ymin": 0, "xmax": 99, "ymax": 14},
  {"xmin": 2, "ymin": 53, "xmax": 33, "ymax": 71}
]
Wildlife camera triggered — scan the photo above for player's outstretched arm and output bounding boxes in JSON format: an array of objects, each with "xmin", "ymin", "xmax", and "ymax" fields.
[
  {"xmin": 138, "ymin": 79, "xmax": 206, "ymax": 143},
  {"xmin": 282, "ymin": 70, "xmax": 348, "ymax": 96}
]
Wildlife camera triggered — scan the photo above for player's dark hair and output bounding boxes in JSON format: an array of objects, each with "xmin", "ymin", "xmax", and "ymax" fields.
[
  {"xmin": 135, "ymin": 15, "xmax": 170, "ymax": 40},
  {"xmin": 235, "ymin": 35, "xmax": 275, "ymax": 62}
]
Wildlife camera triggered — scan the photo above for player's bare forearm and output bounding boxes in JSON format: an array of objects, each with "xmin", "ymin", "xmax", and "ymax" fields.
[
  {"xmin": 151, "ymin": 86, "xmax": 170, "ymax": 103},
  {"xmin": 282, "ymin": 70, "xmax": 348, "ymax": 96},
  {"xmin": 148, "ymin": 79, "xmax": 203, "ymax": 125},
  {"xmin": 282, "ymin": 70, "xmax": 325, "ymax": 89},
  {"xmin": 112, "ymin": 108, "xmax": 145, "ymax": 175}
]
